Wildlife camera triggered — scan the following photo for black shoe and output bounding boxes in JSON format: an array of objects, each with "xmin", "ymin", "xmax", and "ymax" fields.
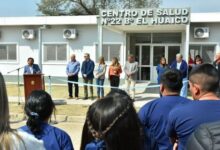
[
  {"xmin": 83, "ymin": 97, "xmax": 88, "ymax": 100},
  {"xmin": 67, "ymin": 96, "xmax": 73, "ymax": 99}
]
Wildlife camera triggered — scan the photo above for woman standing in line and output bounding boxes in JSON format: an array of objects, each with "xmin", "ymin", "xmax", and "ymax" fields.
[
  {"xmin": 94, "ymin": 56, "xmax": 107, "ymax": 99},
  {"xmin": 156, "ymin": 57, "xmax": 169, "ymax": 84},
  {"xmin": 108, "ymin": 57, "xmax": 122, "ymax": 90},
  {"xmin": 156, "ymin": 57, "xmax": 169, "ymax": 97}
]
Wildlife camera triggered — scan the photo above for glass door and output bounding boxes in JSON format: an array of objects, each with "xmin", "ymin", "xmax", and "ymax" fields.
[
  {"xmin": 135, "ymin": 45, "xmax": 151, "ymax": 81},
  {"xmin": 168, "ymin": 46, "xmax": 180, "ymax": 65},
  {"xmin": 152, "ymin": 46, "xmax": 165, "ymax": 83}
]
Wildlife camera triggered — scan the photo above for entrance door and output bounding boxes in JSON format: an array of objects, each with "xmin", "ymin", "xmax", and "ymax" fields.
[
  {"xmin": 152, "ymin": 45, "xmax": 180, "ymax": 82},
  {"xmin": 152, "ymin": 46, "xmax": 165, "ymax": 82},
  {"xmin": 134, "ymin": 45, "xmax": 151, "ymax": 81},
  {"xmin": 133, "ymin": 45, "xmax": 180, "ymax": 82}
]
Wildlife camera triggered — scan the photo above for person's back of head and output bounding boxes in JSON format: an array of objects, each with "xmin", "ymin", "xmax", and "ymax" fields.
[
  {"xmin": 81, "ymin": 89, "xmax": 142, "ymax": 150},
  {"xmin": 160, "ymin": 69, "xmax": 183, "ymax": 95},
  {"xmin": 25, "ymin": 90, "xmax": 55, "ymax": 135},
  {"xmin": 0, "ymin": 72, "xmax": 13, "ymax": 149},
  {"xmin": 189, "ymin": 64, "xmax": 219, "ymax": 99}
]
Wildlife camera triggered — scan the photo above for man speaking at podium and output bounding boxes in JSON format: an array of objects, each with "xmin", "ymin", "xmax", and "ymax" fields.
[{"xmin": 24, "ymin": 57, "xmax": 41, "ymax": 74}]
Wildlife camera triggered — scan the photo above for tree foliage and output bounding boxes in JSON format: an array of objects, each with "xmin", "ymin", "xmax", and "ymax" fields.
[{"xmin": 37, "ymin": 0, "xmax": 161, "ymax": 16}]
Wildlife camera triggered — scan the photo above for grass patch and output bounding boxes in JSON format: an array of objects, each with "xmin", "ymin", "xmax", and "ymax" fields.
[
  {"xmin": 6, "ymin": 84, "xmax": 111, "ymax": 99},
  {"xmin": 9, "ymin": 103, "xmax": 89, "ymax": 116}
]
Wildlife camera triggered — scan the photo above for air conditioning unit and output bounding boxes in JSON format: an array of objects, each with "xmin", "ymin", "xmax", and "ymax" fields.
[
  {"xmin": 63, "ymin": 29, "xmax": 77, "ymax": 39},
  {"xmin": 194, "ymin": 27, "xmax": 209, "ymax": 38},
  {"xmin": 22, "ymin": 29, "xmax": 35, "ymax": 40}
]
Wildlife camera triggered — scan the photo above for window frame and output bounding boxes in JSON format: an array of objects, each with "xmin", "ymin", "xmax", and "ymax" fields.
[
  {"xmin": 0, "ymin": 43, "xmax": 18, "ymax": 64},
  {"xmin": 42, "ymin": 42, "xmax": 68, "ymax": 65},
  {"xmin": 94, "ymin": 42, "xmax": 123, "ymax": 65}
]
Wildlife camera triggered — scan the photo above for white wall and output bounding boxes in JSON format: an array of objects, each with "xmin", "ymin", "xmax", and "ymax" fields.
[{"xmin": 0, "ymin": 25, "xmax": 125, "ymax": 78}]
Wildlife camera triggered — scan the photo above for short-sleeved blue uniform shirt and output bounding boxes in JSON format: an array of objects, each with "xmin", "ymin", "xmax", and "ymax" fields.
[
  {"xmin": 20, "ymin": 123, "xmax": 74, "ymax": 150},
  {"xmin": 166, "ymin": 100, "xmax": 220, "ymax": 150},
  {"xmin": 138, "ymin": 96, "xmax": 190, "ymax": 150}
]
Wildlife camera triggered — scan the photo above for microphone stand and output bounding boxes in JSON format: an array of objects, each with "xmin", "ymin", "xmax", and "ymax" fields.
[
  {"xmin": 7, "ymin": 66, "xmax": 24, "ymax": 105},
  {"xmin": 48, "ymin": 75, "xmax": 52, "ymax": 95}
]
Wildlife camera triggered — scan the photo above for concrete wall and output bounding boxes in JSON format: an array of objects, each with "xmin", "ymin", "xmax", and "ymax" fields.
[{"xmin": 190, "ymin": 23, "xmax": 220, "ymax": 53}]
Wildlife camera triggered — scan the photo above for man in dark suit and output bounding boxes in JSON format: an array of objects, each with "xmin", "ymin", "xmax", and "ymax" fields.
[
  {"xmin": 81, "ymin": 53, "xmax": 95, "ymax": 100},
  {"xmin": 24, "ymin": 57, "xmax": 41, "ymax": 74}
]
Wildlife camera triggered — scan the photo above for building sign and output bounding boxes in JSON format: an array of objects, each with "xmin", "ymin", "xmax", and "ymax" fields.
[{"xmin": 100, "ymin": 8, "xmax": 190, "ymax": 26}]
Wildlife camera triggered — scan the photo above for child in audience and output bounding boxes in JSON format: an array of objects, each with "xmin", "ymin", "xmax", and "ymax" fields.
[
  {"xmin": 20, "ymin": 90, "xmax": 74, "ymax": 150},
  {"xmin": 0, "ymin": 73, "xmax": 45, "ymax": 150},
  {"xmin": 80, "ymin": 89, "xmax": 143, "ymax": 150}
]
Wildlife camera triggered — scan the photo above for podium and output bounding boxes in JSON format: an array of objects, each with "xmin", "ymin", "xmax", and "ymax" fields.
[{"xmin": 23, "ymin": 74, "xmax": 45, "ymax": 102}]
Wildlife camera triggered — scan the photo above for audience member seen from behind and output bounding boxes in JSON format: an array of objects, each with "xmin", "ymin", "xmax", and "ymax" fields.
[
  {"xmin": 94, "ymin": 56, "xmax": 107, "ymax": 100},
  {"xmin": 186, "ymin": 121, "xmax": 220, "ymax": 150},
  {"xmin": 80, "ymin": 89, "xmax": 143, "ymax": 150},
  {"xmin": 139, "ymin": 69, "xmax": 190, "ymax": 150},
  {"xmin": 20, "ymin": 90, "xmax": 74, "ymax": 150},
  {"xmin": 0, "ymin": 73, "xmax": 45, "ymax": 150},
  {"xmin": 166, "ymin": 64, "xmax": 220, "ymax": 150},
  {"xmin": 109, "ymin": 57, "xmax": 122, "ymax": 90}
]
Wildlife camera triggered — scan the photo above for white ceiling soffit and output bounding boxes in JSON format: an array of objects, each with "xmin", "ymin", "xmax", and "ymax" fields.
[{"xmin": 0, "ymin": 16, "xmax": 98, "ymax": 26}]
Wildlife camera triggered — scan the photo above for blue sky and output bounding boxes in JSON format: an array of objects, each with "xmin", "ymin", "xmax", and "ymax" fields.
[{"xmin": 0, "ymin": 0, "xmax": 220, "ymax": 16}]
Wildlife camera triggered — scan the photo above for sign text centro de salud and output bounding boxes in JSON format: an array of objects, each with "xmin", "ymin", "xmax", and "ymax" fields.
[{"xmin": 100, "ymin": 8, "xmax": 190, "ymax": 26}]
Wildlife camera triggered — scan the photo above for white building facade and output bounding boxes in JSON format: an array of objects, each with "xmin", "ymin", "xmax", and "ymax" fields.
[{"xmin": 0, "ymin": 9, "xmax": 219, "ymax": 83}]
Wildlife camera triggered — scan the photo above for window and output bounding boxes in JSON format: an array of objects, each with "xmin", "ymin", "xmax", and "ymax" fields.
[
  {"xmin": 152, "ymin": 33, "xmax": 181, "ymax": 43},
  {"xmin": 44, "ymin": 44, "xmax": 67, "ymax": 62},
  {"xmin": 0, "ymin": 44, "xmax": 17, "ymax": 61},
  {"xmin": 130, "ymin": 33, "xmax": 151, "ymax": 43},
  {"xmin": 189, "ymin": 45, "xmax": 215, "ymax": 64},
  {"xmin": 101, "ymin": 44, "xmax": 121, "ymax": 62}
]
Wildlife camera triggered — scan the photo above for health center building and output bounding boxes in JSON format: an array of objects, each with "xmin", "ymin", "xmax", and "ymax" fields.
[{"xmin": 0, "ymin": 8, "xmax": 219, "ymax": 83}]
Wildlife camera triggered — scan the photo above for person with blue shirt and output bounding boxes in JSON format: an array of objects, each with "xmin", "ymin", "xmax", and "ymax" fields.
[
  {"xmin": 166, "ymin": 64, "xmax": 220, "ymax": 150},
  {"xmin": 156, "ymin": 57, "xmax": 169, "ymax": 84},
  {"xmin": 170, "ymin": 53, "xmax": 188, "ymax": 97},
  {"xmin": 24, "ymin": 57, "xmax": 41, "ymax": 74},
  {"xmin": 138, "ymin": 69, "xmax": 190, "ymax": 150},
  {"xmin": 20, "ymin": 90, "xmax": 74, "ymax": 150},
  {"xmin": 81, "ymin": 53, "xmax": 95, "ymax": 100},
  {"xmin": 66, "ymin": 54, "xmax": 80, "ymax": 99},
  {"xmin": 156, "ymin": 57, "xmax": 169, "ymax": 97}
]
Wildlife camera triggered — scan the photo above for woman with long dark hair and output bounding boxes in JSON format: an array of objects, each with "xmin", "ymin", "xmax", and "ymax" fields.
[
  {"xmin": 20, "ymin": 90, "xmax": 74, "ymax": 150},
  {"xmin": 0, "ymin": 73, "xmax": 45, "ymax": 150},
  {"xmin": 80, "ymin": 89, "xmax": 143, "ymax": 150}
]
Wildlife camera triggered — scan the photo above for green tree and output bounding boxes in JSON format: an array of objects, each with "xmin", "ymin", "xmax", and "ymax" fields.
[{"xmin": 37, "ymin": 0, "xmax": 161, "ymax": 16}]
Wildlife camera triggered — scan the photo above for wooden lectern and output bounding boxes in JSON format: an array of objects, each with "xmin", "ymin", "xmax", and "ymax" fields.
[{"xmin": 23, "ymin": 74, "xmax": 45, "ymax": 102}]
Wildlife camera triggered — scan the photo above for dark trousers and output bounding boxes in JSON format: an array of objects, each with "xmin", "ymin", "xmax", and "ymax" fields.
[
  {"xmin": 83, "ymin": 78, "xmax": 93, "ymax": 98},
  {"xmin": 68, "ymin": 75, "xmax": 79, "ymax": 97},
  {"xmin": 110, "ymin": 75, "xmax": 120, "ymax": 90}
]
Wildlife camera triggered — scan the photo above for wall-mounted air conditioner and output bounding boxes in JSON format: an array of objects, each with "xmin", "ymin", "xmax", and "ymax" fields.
[
  {"xmin": 22, "ymin": 29, "xmax": 35, "ymax": 40},
  {"xmin": 194, "ymin": 27, "xmax": 209, "ymax": 38},
  {"xmin": 63, "ymin": 29, "xmax": 77, "ymax": 39}
]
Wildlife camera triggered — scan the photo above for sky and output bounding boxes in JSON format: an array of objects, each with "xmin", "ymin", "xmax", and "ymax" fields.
[{"xmin": 0, "ymin": 0, "xmax": 220, "ymax": 17}]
